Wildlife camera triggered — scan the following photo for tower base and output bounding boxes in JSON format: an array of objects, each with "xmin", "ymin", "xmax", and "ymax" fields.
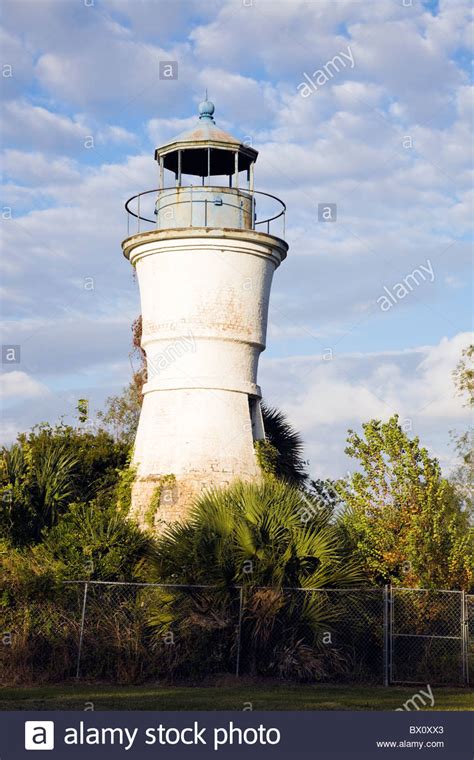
[{"xmin": 129, "ymin": 468, "xmax": 262, "ymax": 534}]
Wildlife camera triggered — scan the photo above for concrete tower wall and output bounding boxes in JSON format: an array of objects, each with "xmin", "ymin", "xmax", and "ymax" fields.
[{"xmin": 122, "ymin": 227, "xmax": 287, "ymax": 530}]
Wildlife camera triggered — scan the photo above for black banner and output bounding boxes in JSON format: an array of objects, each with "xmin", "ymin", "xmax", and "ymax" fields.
[{"xmin": 0, "ymin": 710, "xmax": 472, "ymax": 759}]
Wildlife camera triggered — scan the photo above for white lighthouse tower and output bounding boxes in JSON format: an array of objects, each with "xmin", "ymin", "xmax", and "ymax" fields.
[{"xmin": 122, "ymin": 100, "xmax": 288, "ymax": 531}]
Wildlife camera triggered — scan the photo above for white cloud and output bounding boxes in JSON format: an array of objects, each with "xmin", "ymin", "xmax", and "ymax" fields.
[
  {"xmin": 97, "ymin": 125, "xmax": 137, "ymax": 145},
  {"xmin": 2, "ymin": 150, "xmax": 81, "ymax": 185},
  {"xmin": 0, "ymin": 370, "xmax": 50, "ymax": 401},
  {"xmin": 1, "ymin": 101, "xmax": 90, "ymax": 153},
  {"xmin": 35, "ymin": 37, "xmax": 191, "ymax": 113},
  {"xmin": 103, "ymin": 0, "xmax": 221, "ymax": 42},
  {"xmin": 0, "ymin": 27, "xmax": 34, "ymax": 94},
  {"xmin": 0, "ymin": 316, "xmax": 134, "ymax": 377},
  {"xmin": 260, "ymin": 333, "xmax": 473, "ymax": 477}
]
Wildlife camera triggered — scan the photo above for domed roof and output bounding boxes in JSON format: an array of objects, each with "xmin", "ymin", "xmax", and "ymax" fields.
[{"xmin": 154, "ymin": 100, "xmax": 258, "ymax": 177}]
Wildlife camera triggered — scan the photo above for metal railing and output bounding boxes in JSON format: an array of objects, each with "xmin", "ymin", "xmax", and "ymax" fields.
[{"xmin": 124, "ymin": 187, "xmax": 286, "ymax": 238}]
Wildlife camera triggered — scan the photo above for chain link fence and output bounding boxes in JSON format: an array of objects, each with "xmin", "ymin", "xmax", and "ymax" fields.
[
  {"xmin": 389, "ymin": 588, "xmax": 467, "ymax": 686},
  {"xmin": 1, "ymin": 582, "xmax": 471, "ymax": 686}
]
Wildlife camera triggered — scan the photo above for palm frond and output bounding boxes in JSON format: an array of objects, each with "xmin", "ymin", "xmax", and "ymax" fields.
[{"xmin": 261, "ymin": 403, "xmax": 308, "ymax": 486}]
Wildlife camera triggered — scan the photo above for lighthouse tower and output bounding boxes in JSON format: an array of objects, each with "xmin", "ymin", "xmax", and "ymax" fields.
[{"xmin": 122, "ymin": 100, "xmax": 288, "ymax": 531}]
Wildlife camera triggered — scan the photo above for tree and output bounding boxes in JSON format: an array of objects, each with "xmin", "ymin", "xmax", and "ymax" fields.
[
  {"xmin": 450, "ymin": 343, "xmax": 473, "ymax": 516},
  {"xmin": 306, "ymin": 478, "xmax": 343, "ymax": 517},
  {"xmin": 452, "ymin": 344, "xmax": 474, "ymax": 407},
  {"xmin": 97, "ymin": 379, "xmax": 142, "ymax": 446},
  {"xmin": 96, "ymin": 316, "xmax": 146, "ymax": 445},
  {"xmin": 339, "ymin": 415, "xmax": 472, "ymax": 590}
]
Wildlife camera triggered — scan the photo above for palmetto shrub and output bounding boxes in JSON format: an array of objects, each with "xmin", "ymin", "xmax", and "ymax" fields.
[
  {"xmin": 1, "ymin": 423, "xmax": 129, "ymax": 546},
  {"xmin": 139, "ymin": 479, "xmax": 362, "ymax": 680}
]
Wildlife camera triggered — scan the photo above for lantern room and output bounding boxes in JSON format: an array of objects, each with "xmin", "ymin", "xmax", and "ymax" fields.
[{"xmin": 125, "ymin": 100, "xmax": 285, "ymax": 236}]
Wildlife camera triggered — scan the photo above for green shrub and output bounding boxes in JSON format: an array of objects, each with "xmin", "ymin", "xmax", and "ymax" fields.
[
  {"xmin": 139, "ymin": 479, "xmax": 361, "ymax": 680},
  {"xmin": 40, "ymin": 497, "xmax": 153, "ymax": 582},
  {"xmin": 0, "ymin": 424, "xmax": 129, "ymax": 546}
]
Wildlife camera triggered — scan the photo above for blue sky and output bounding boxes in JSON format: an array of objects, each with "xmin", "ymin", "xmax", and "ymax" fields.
[{"xmin": 1, "ymin": 0, "xmax": 472, "ymax": 478}]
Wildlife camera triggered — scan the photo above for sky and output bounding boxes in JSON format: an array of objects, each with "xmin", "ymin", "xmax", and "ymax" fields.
[{"xmin": 1, "ymin": 0, "xmax": 472, "ymax": 479}]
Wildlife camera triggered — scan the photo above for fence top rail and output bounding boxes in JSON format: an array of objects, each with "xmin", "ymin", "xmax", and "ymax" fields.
[
  {"xmin": 63, "ymin": 580, "xmax": 382, "ymax": 591},
  {"xmin": 63, "ymin": 579, "xmax": 464, "ymax": 600},
  {"xmin": 392, "ymin": 587, "xmax": 463, "ymax": 595},
  {"xmin": 63, "ymin": 581, "xmax": 221, "ymax": 589}
]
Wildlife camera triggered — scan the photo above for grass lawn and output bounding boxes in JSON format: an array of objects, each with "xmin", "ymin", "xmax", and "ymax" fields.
[{"xmin": 0, "ymin": 683, "xmax": 472, "ymax": 711}]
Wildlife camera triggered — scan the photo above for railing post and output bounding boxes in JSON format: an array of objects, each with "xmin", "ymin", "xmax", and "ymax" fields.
[
  {"xmin": 204, "ymin": 198, "xmax": 208, "ymax": 227},
  {"xmin": 235, "ymin": 586, "xmax": 244, "ymax": 677},
  {"xmin": 137, "ymin": 193, "xmax": 141, "ymax": 233},
  {"xmin": 234, "ymin": 150, "xmax": 239, "ymax": 189},
  {"xmin": 75, "ymin": 581, "xmax": 89, "ymax": 680}
]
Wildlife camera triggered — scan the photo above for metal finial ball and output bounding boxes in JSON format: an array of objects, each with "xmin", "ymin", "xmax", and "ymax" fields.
[{"xmin": 198, "ymin": 100, "xmax": 215, "ymax": 119}]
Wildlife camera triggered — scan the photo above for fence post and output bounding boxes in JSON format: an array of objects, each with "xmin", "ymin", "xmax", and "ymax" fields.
[
  {"xmin": 461, "ymin": 591, "xmax": 469, "ymax": 686},
  {"xmin": 383, "ymin": 585, "xmax": 389, "ymax": 686},
  {"xmin": 75, "ymin": 581, "xmax": 89, "ymax": 680},
  {"xmin": 235, "ymin": 586, "xmax": 244, "ymax": 678}
]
